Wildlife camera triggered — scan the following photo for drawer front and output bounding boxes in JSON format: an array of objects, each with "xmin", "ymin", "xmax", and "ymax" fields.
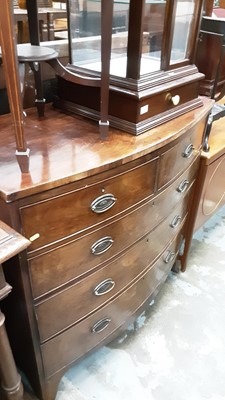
[
  {"xmin": 158, "ymin": 123, "xmax": 203, "ymax": 189},
  {"xmin": 35, "ymin": 198, "xmax": 188, "ymax": 342},
  {"xmin": 29, "ymin": 161, "xmax": 197, "ymax": 299},
  {"xmin": 41, "ymin": 234, "xmax": 181, "ymax": 378},
  {"xmin": 138, "ymin": 81, "xmax": 200, "ymax": 123},
  {"xmin": 20, "ymin": 157, "xmax": 158, "ymax": 251}
]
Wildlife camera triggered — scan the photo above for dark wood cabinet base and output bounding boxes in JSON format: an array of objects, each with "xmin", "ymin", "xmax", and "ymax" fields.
[{"xmin": 55, "ymin": 68, "xmax": 203, "ymax": 135}]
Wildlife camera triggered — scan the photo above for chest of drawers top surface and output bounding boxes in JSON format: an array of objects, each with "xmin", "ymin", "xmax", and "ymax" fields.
[{"xmin": 0, "ymin": 98, "xmax": 212, "ymax": 202}]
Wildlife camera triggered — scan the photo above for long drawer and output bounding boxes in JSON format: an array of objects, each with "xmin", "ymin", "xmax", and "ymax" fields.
[
  {"xmin": 41, "ymin": 233, "xmax": 181, "ymax": 378},
  {"xmin": 28, "ymin": 160, "xmax": 198, "ymax": 299},
  {"xmin": 20, "ymin": 156, "xmax": 158, "ymax": 252},
  {"xmin": 35, "ymin": 197, "xmax": 188, "ymax": 342},
  {"xmin": 158, "ymin": 123, "xmax": 203, "ymax": 189}
]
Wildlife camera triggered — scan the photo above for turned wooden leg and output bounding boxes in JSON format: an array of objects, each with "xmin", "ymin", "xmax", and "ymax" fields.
[
  {"xmin": 0, "ymin": 310, "xmax": 23, "ymax": 400},
  {"xmin": 0, "ymin": 0, "xmax": 30, "ymax": 173},
  {"xmin": 29, "ymin": 62, "xmax": 46, "ymax": 118}
]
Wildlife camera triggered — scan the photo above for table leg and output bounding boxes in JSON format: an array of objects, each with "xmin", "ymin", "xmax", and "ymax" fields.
[
  {"xmin": 0, "ymin": 310, "xmax": 23, "ymax": 400},
  {"xmin": 0, "ymin": 0, "xmax": 30, "ymax": 173}
]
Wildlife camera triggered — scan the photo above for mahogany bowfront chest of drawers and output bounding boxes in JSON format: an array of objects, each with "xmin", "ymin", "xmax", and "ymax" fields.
[{"xmin": 0, "ymin": 99, "xmax": 212, "ymax": 400}]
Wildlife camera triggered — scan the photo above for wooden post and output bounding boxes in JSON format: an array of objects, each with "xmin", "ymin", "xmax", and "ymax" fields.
[
  {"xmin": 0, "ymin": 267, "xmax": 23, "ymax": 400},
  {"xmin": 204, "ymin": 0, "xmax": 214, "ymax": 16},
  {"xmin": 0, "ymin": 307, "xmax": 23, "ymax": 400},
  {"xmin": 0, "ymin": 0, "xmax": 30, "ymax": 173},
  {"xmin": 219, "ymin": 0, "xmax": 225, "ymax": 8}
]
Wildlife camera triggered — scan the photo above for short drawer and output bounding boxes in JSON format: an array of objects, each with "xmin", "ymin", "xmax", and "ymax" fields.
[
  {"xmin": 20, "ymin": 157, "xmax": 158, "ymax": 251},
  {"xmin": 132, "ymin": 81, "xmax": 200, "ymax": 123},
  {"xmin": 28, "ymin": 162, "xmax": 196, "ymax": 299},
  {"xmin": 41, "ymin": 234, "xmax": 181, "ymax": 378},
  {"xmin": 35, "ymin": 198, "xmax": 188, "ymax": 342},
  {"xmin": 158, "ymin": 123, "xmax": 203, "ymax": 189}
]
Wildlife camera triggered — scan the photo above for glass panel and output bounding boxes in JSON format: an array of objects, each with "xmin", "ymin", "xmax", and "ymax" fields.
[
  {"xmin": 69, "ymin": 0, "xmax": 168, "ymax": 77},
  {"xmin": 108, "ymin": 0, "xmax": 130, "ymax": 77},
  {"xmin": 69, "ymin": 0, "xmax": 102, "ymax": 68},
  {"xmin": 140, "ymin": 0, "xmax": 166, "ymax": 75},
  {"xmin": 69, "ymin": 0, "xmax": 130, "ymax": 77},
  {"xmin": 170, "ymin": 0, "xmax": 195, "ymax": 64}
]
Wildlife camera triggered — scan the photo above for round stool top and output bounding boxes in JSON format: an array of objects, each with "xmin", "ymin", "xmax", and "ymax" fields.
[{"xmin": 16, "ymin": 44, "xmax": 58, "ymax": 62}]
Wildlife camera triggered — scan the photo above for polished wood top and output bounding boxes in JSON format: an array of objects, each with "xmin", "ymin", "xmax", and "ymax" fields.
[
  {"xmin": 0, "ymin": 97, "xmax": 212, "ymax": 202},
  {"xmin": 0, "ymin": 221, "xmax": 30, "ymax": 264}
]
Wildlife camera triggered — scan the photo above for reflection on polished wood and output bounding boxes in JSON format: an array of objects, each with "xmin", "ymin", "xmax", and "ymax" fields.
[{"xmin": 0, "ymin": 98, "xmax": 212, "ymax": 203}]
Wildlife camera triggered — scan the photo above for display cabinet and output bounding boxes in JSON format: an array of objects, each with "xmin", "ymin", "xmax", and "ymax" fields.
[{"xmin": 55, "ymin": 0, "xmax": 205, "ymax": 134}]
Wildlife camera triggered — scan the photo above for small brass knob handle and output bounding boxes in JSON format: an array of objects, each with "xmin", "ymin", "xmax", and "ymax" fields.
[{"xmin": 166, "ymin": 93, "xmax": 180, "ymax": 106}]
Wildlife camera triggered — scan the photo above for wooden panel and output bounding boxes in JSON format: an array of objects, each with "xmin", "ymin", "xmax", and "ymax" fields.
[
  {"xmin": 41, "ymin": 233, "xmax": 181, "ymax": 378},
  {"xmin": 28, "ymin": 160, "xmax": 198, "ymax": 299},
  {"xmin": 20, "ymin": 157, "xmax": 158, "ymax": 251},
  {"xmin": 158, "ymin": 123, "xmax": 203, "ymax": 189},
  {"xmin": 195, "ymin": 153, "xmax": 225, "ymax": 230},
  {"xmin": 35, "ymin": 198, "xmax": 188, "ymax": 342}
]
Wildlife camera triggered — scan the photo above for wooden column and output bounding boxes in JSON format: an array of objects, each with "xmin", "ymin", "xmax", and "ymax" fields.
[
  {"xmin": 0, "ymin": 0, "xmax": 30, "ymax": 173},
  {"xmin": 99, "ymin": 0, "xmax": 113, "ymax": 139},
  {"xmin": 204, "ymin": 0, "xmax": 214, "ymax": 16},
  {"xmin": 0, "ymin": 297, "xmax": 23, "ymax": 400}
]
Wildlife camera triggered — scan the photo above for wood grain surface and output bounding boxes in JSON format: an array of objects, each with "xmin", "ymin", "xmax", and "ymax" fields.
[{"xmin": 0, "ymin": 98, "xmax": 212, "ymax": 202}]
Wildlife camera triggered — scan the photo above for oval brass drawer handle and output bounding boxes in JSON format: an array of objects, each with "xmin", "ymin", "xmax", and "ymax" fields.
[
  {"xmin": 91, "ymin": 236, "xmax": 114, "ymax": 255},
  {"xmin": 94, "ymin": 278, "xmax": 115, "ymax": 296},
  {"xmin": 176, "ymin": 179, "xmax": 189, "ymax": 193},
  {"xmin": 182, "ymin": 144, "xmax": 195, "ymax": 158},
  {"xmin": 164, "ymin": 250, "xmax": 176, "ymax": 264},
  {"xmin": 91, "ymin": 317, "xmax": 111, "ymax": 333},
  {"xmin": 170, "ymin": 215, "xmax": 182, "ymax": 228},
  {"xmin": 90, "ymin": 194, "xmax": 117, "ymax": 214}
]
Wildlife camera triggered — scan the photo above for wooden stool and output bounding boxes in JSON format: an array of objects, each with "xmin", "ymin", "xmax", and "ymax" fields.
[{"xmin": 16, "ymin": 44, "xmax": 58, "ymax": 117}]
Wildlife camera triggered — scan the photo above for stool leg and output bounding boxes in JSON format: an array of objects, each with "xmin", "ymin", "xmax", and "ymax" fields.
[
  {"xmin": 0, "ymin": 310, "xmax": 23, "ymax": 400},
  {"xmin": 29, "ymin": 62, "xmax": 46, "ymax": 118}
]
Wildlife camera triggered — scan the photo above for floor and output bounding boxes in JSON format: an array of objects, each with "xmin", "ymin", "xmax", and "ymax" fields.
[{"xmin": 24, "ymin": 204, "xmax": 225, "ymax": 400}]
